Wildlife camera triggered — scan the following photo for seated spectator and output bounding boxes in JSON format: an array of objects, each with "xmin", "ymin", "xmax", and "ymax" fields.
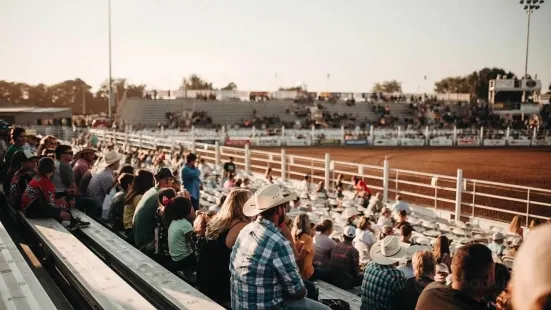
[
  {"xmin": 327, "ymin": 225, "xmax": 363, "ymax": 289},
  {"xmin": 36, "ymin": 135, "xmax": 57, "ymax": 156},
  {"xmin": 398, "ymin": 245, "xmax": 428, "ymax": 279},
  {"xmin": 316, "ymin": 181, "xmax": 328, "ymax": 198},
  {"xmin": 378, "ymin": 224, "xmax": 394, "ymax": 240},
  {"xmin": 133, "ymin": 167, "xmax": 174, "ymax": 251},
  {"xmin": 361, "ymin": 235, "xmax": 408, "ymax": 310},
  {"xmin": 395, "ymin": 209, "xmax": 409, "ymax": 227},
  {"xmin": 166, "ymin": 196, "xmax": 196, "ymax": 271},
  {"xmin": 3, "ymin": 150, "xmax": 27, "ymax": 194},
  {"xmin": 87, "ymin": 150, "xmax": 123, "ymax": 209},
  {"xmin": 223, "ymin": 173, "xmax": 236, "ymax": 189},
  {"xmin": 154, "ymin": 188, "xmax": 178, "ymax": 264},
  {"xmin": 391, "ymin": 195, "xmax": 410, "ymax": 214},
  {"xmin": 377, "ymin": 207, "xmax": 395, "ymax": 227},
  {"xmin": 433, "ymin": 236, "xmax": 452, "ymax": 283},
  {"xmin": 507, "ymin": 215, "xmax": 523, "ymax": 237},
  {"xmin": 9, "ymin": 150, "xmax": 37, "ymax": 208},
  {"xmin": 416, "ymin": 244, "xmax": 495, "ymax": 310},
  {"xmin": 223, "ymin": 156, "xmax": 236, "ymax": 179},
  {"xmin": 396, "ymin": 250, "xmax": 435, "ymax": 310},
  {"xmin": 198, "ymin": 189, "xmax": 251, "ymax": 304},
  {"xmin": 291, "ymin": 214, "xmax": 316, "ymax": 281},
  {"xmin": 342, "ymin": 208, "xmax": 360, "ymax": 227},
  {"xmin": 123, "ymin": 170, "xmax": 155, "ymax": 231},
  {"xmin": 511, "ymin": 224, "xmax": 551, "ymax": 310},
  {"xmin": 400, "ymin": 224, "xmax": 416, "ymax": 245},
  {"xmin": 313, "ymin": 220, "xmax": 336, "ymax": 266},
  {"xmin": 107, "ymin": 173, "xmax": 134, "ymax": 231},
  {"xmin": 367, "ymin": 192, "xmax": 384, "ymax": 215},
  {"xmin": 488, "ymin": 232, "xmax": 506, "ymax": 258},
  {"xmin": 230, "ymin": 184, "xmax": 329, "ymax": 309},
  {"xmin": 101, "ymin": 165, "xmax": 135, "ymax": 219},
  {"xmin": 504, "ymin": 238, "xmax": 522, "ymax": 257},
  {"xmin": 72, "ymin": 147, "xmax": 97, "ymax": 187},
  {"xmin": 487, "ymin": 263, "xmax": 511, "ymax": 306},
  {"xmin": 3, "ymin": 127, "xmax": 27, "ymax": 175},
  {"xmin": 354, "ymin": 216, "xmax": 376, "ymax": 264},
  {"xmin": 298, "ymin": 174, "xmax": 311, "ymax": 195},
  {"xmin": 197, "ymin": 158, "xmax": 212, "ymax": 179},
  {"xmin": 21, "ymin": 157, "xmax": 89, "ymax": 230}
]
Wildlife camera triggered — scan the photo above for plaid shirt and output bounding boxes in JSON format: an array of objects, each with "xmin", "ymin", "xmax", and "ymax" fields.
[
  {"xmin": 327, "ymin": 240, "xmax": 361, "ymax": 289},
  {"xmin": 87, "ymin": 168, "xmax": 115, "ymax": 206},
  {"xmin": 361, "ymin": 261, "xmax": 406, "ymax": 310},
  {"xmin": 230, "ymin": 218, "xmax": 304, "ymax": 310}
]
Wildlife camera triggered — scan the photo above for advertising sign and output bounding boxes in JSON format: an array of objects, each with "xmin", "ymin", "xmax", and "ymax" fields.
[
  {"xmin": 508, "ymin": 139, "xmax": 531, "ymax": 146},
  {"xmin": 286, "ymin": 139, "xmax": 312, "ymax": 146},
  {"xmin": 532, "ymin": 139, "xmax": 549, "ymax": 146},
  {"xmin": 224, "ymin": 139, "xmax": 250, "ymax": 147},
  {"xmin": 429, "ymin": 139, "xmax": 454, "ymax": 146},
  {"xmin": 457, "ymin": 138, "xmax": 479, "ymax": 146},
  {"xmin": 483, "ymin": 139, "xmax": 506, "ymax": 146},
  {"xmin": 373, "ymin": 139, "xmax": 399, "ymax": 146},
  {"xmin": 401, "ymin": 139, "xmax": 425, "ymax": 146},
  {"xmin": 319, "ymin": 138, "xmax": 341, "ymax": 145},
  {"xmin": 344, "ymin": 138, "xmax": 368, "ymax": 146},
  {"xmin": 196, "ymin": 139, "xmax": 217, "ymax": 145},
  {"xmin": 253, "ymin": 139, "xmax": 281, "ymax": 147}
]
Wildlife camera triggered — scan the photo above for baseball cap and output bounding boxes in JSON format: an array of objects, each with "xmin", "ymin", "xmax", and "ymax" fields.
[
  {"xmin": 155, "ymin": 167, "xmax": 174, "ymax": 180},
  {"xmin": 492, "ymin": 232, "xmax": 504, "ymax": 241},
  {"xmin": 22, "ymin": 150, "xmax": 37, "ymax": 160},
  {"xmin": 343, "ymin": 225, "xmax": 356, "ymax": 238}
]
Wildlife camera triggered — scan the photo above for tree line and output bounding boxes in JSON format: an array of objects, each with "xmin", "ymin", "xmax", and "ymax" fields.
[{"xmin": 0, "ymin": 68, "xmax": 519, "ymax": 113}]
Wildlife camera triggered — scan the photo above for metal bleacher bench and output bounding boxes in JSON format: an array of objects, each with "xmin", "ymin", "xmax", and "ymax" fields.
[
  {"xmin": 0, "ymin": 220, "xmax": 57, "ymax": 310},
  {"xmin": 71, "ymin": 210, "xmax": 224, "ymax": 310},
  {"xmin": 317, "ymin": 280, "xmax": 362, "ymax": 310},
  {"xmin": 19, "ymin": 215, "xmax": 156, "ymax": 310}
]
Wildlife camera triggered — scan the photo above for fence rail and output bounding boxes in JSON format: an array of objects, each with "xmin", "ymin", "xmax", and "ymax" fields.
[{"xmin": 89, "ymin": 129, "xmax": 551, "ymax": 225}]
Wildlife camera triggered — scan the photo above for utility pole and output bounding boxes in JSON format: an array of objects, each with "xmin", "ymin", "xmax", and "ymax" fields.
[{"xmin": 108, "ymin": 0, "xmax": 113, "ymax": 120}]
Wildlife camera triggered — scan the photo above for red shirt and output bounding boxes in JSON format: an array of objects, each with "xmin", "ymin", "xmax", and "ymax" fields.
[
  {"xmin": 355, "ymin": 180, "xmax": 372, "ymax": 195},
  {"xmin": 21, "ymin": 175, "xmax": 67, "ymax": 210}
]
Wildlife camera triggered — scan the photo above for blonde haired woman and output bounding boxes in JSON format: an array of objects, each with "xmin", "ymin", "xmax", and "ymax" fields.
[
  {"xmin": 508, "ymin": 215, "xmax": 523, "ymax": 236},
  {"xmin": 197, "ymin": 189, "xmax": 251, "ymax": 304},
  {"xmin": 291, "ymin": 213, "xmax": 315, "ymax": 280}
]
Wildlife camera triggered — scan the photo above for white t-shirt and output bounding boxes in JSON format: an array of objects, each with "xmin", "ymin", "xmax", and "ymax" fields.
[{"xmin": 392, "ymin": 201, "xmax": 411, "ymax": 214}]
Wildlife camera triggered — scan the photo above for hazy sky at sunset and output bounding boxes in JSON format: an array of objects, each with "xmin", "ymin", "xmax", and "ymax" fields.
[{"xmin": 1, "ymin": 0, "xmax": 550, "ymax": 92}]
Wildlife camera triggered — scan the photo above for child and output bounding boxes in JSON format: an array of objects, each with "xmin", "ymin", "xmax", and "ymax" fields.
[{"xmin": 165, "ymin": 197, "xmax": 196, "ymax": 272}]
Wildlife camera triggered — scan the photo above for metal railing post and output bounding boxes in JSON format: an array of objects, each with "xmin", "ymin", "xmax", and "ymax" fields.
[
  {"xmin": 138, "ymin": 134, "xmax": 142, "ymax": 149},
  {"xmin": 324, "ymin": 153, "xmax": 331, "ymax": 189},
  {"xmin": 215, "ymin": 141, "xmax": 221, "ymax": 168},
  {"xmin": 244, "ymin": 143, "xmax": 251, "ymax": 174},
  {"xmin": 526, "ymin": 189, "xmax": 531, "ymax": 227},
  {"xmin": 455, "ymin": 169, "xmax": 463, "ymax": 220},
  {"xmin": 281, "ymin": 149, "xmax": 287, "ymax": 182},
  {"xmin": 383, "ymin": 157, "xmax": 389, "ymax": 203}
]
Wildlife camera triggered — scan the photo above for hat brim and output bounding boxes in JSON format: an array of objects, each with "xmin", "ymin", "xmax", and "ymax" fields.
[
  {"xmin": 369, "ymin": 241, "xmax": 409, "ymax": 265},
  {"xmin": 243, "ymin": 193, "xmax": 297, "ymax": 217}
]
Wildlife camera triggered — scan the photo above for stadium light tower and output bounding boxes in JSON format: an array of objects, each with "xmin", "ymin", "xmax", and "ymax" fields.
[
  {"xmin": 519, "ymin": 0, "xmax": 544, "ymax": 78},
  {"xmin": 108, "ymin": 0, "xmax": 113, "ymax": 121}
]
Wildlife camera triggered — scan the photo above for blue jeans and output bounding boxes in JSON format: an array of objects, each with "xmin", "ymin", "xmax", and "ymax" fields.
[{"xmin": 191, "ymin": 197, "xmax": 199, "ymax": 211}]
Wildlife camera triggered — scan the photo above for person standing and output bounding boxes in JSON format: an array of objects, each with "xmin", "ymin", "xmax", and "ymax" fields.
[{"xmin": 180, "ymin": 153, "xmax": 201, "ymax": 211}]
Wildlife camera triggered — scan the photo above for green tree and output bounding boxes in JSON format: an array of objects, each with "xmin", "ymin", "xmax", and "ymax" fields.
[
  {"xmin": 434, "ymin": 67, "xmax": 516, "ymax": 99},
  {"xmin": 221, "ymin": 82, "xmax": 237, "ymax": 91},
  {"xmin": 278, "ymin": 86, "xmax": 302, "ymax": 91},
  {"xmin": 179, "ymin": 74, "xmax": 213, "ymax": 90},
  {"xmin": 372, "ymin": 80, "xmax": 402, "ymax": 93}
]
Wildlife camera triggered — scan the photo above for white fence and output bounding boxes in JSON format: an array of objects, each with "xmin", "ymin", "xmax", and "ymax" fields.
[{"xmin": 92, "ymin": 129, "xmax": 551, "ymax": 227}]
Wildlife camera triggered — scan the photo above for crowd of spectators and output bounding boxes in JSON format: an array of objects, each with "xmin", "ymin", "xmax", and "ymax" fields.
[{"xmin": 2, "ymin": 125, "xmax": 551, "ymax": 310}]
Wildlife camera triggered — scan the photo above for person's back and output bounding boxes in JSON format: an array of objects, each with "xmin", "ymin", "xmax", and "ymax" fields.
[
  {"xmin": 313, "ymin": 233, "xmax": 336, "ymax": 265},
  {"xmin": 397, "ymin": 277, "xmax": 433, "ymax": 310},
  {"xmin": 198, "ymin": 227, "xmax": 234, "ymax": 301},
  {"xmin": 132, "ymin": 187, "xmax": 160, "ymax": 249},
  {"xmin": 415, "ymin": 282, "xmax": 489, "ymax": 310},
  {"xmin": 327, "ymin": 239, "xmax": 361, "ymax": 289},
  {"xmin": 230, "ymin": 218, "xmax": 303, "ymax": 309},
  {"xmin": 361, "ymin": 261, "xmax": 407, "ymax": 310}
]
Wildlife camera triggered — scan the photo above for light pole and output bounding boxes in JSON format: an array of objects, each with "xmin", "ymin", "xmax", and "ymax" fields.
[
  {"xmin": 519, "ymin": 0, "xmax": 544, "ymax": 78},
  {"xmin": 108, "ymin": 0, "xmax": 113, "ymax": 121}
]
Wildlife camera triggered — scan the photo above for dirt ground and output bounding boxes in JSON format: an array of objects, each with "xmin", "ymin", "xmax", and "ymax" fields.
[{"xmin": 250, "ymin": 146, "xmax": 551, "ymax": 223}]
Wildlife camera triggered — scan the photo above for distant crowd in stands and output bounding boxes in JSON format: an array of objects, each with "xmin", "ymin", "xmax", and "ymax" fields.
[{"xmin": 2, "ymin": 125, "xmax": 551, "ymax": 309}]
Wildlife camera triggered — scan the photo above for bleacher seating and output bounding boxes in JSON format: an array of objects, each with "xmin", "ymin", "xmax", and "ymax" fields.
[
  {"xmin": 19, "ymin": 216, "xmax": 157, "ymax": 309},
  {"xmin": 0, "ymin": 220, "xmax": 57, "ymax": 310},
  {"xmin": 71, "ymin": 210, "xmax": 224, "ymax": 310}
]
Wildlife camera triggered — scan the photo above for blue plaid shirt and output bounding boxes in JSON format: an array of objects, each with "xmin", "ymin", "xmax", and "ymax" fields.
[
  {"xmin": 361, "ymin": 261, "xmax": 406, "ymax": 310},
  {"xmin": 230, "ymin": 218, "xmax": 304, "ymax": 310}
]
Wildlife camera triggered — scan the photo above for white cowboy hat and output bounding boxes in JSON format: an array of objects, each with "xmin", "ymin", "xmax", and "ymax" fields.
[
  {"xmin": 370, "ymin": 236, "xmax": 409, "ymax": 265},
  {"xmin": 243, "ymin": 184, "xmax": 296, "ymax": 217},
  {"xmin": 341, "ymin": 208, "xmax": 359, "ymax": 219},
  {"xmin": 98, "ymin": 150, "xmax": 123, "ymax": 167}
]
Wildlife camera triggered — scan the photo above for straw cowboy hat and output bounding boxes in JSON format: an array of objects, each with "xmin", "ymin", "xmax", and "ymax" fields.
[
  {"xmin": 370, "ymin": 235, "xmax": 409, "ymax": 265},
  {"xmin": 74, "ymin": 147, "xmax": 98, "ymax": 159},
  {"xmin": 243, "ymin": 184, "xmax": 296, "ymax": 217}
]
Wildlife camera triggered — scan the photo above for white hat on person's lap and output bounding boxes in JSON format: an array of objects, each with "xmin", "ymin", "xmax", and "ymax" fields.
[{"xmin": 243, "ymin": 184, "xmax": 296, "ymax": 217}]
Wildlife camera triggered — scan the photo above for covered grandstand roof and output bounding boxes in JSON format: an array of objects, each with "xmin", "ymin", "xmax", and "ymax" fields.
[{"xmin": 0, "ymin": 106, "xmax": 71, "ymax": 113}]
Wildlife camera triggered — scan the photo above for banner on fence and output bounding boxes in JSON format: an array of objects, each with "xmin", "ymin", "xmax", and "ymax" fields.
[
  {"xmin": 197, "ymin": 139, "xmax": 217, "ymax": 145},
  {"xmin": 253, "ymin": 139, "xmax": 281, "ymax": 147},
  {"xmin": 401, "ymin": 139, "xmax": 425, "ymax": 146},
  {"xmin": 224, "ymin": 139, "xmax": 250, "ymax": 147},
  {"xmin": 319, "ymin": 138, "xmax": 341, "ymax": 145},
  {"xmin": 373, "ymin": 139, "xmax": 398, "ymax": 146},
  {"xmin": 286, "ymin": 139, "xmax": 312, "ymax": 146},
  {"xmin": 457, "ymin": 138, "xmax": 479, "ymax": 146},
  {"xmin": 483, "ymin": 139, "xmax": 506, "ymax": 146},
  {"xmin": 532, "ymin": 139, "xmax": 549, "ymax": 146},
  {"xmin": 429, "ymin": 139, "xmax": 454, "ymax": 146},
  {"xmin": 508, "ymin": 139, "xmax": 531, "ymax": 146},
  {"xmin": 345, "ymin": 138, "xmax": 368, "ymax": 146}
]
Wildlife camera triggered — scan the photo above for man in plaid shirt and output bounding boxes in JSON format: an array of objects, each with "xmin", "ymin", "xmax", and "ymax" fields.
[
  {"xmin": 231, "ymin": 184, "xmax": 330, "ymax": 310},
  {"xmin": 361, "ymin": 235, "xmax": 408, "ymax": 310}
]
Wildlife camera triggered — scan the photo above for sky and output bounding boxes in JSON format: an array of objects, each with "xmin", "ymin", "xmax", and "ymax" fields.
[{"xmin": 1, "ymin": 0, "xmax": 550, "ymax": 93}]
